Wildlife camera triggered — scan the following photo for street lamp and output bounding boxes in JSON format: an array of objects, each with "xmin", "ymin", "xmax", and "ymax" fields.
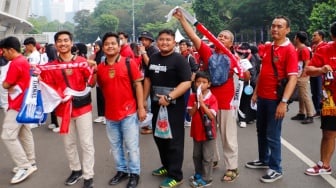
[{"xmin": 132, "ymin": 0, "xmax": 135, "ymax": 42}]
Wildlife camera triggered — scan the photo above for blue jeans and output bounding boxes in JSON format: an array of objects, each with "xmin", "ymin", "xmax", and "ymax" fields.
[
  {"xmin": 256, "ymin": 98, "xmax": 283, "ymax": 173},
  {"xmin": 106, "ymin": 113, "xmax": 140, "ymax": 174}
]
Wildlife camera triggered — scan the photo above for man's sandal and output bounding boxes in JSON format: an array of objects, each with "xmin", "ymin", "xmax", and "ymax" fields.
[{"xmin": 222, "ymin": 168, "xmax": 239, "ymax": 182}]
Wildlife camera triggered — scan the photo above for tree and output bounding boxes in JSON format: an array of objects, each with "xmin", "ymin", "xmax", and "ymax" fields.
[{"xmin": 308, "ymin": 0, "xmax": 336, "ymax": 38}]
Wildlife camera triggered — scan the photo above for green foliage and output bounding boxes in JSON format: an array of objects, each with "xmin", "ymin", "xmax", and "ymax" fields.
[{"xmin": 308, "ymin": 0, "xmax": 336, "ymax": 38}]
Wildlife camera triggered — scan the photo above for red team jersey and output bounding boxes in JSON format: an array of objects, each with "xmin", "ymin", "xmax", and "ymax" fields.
[
  {"xmin": 198, "ymin": 41, "xmax": 242, "ymax": 109},
  {"xmin": 257, "ymin": 40, "xmax": 298, "ymax": 100},
  {"xmin": 40, "ymin": 56, "xmax": 93, "ymax": 118},
  {"xmin": 97, "ymin": 56, "xmax": 142, "ymax": 121},
  {"xmin": 187, "ymin": 92, "xmax": 218, "ymax": 141},
  {"xmin": 4, "ymin": 55, "xmax": 30, "ymax": 111}
]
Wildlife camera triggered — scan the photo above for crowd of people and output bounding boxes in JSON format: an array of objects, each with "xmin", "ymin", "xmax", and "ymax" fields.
[{"xmin": 0, "ymin": 7, "xmax": 336, "ymax": 188}]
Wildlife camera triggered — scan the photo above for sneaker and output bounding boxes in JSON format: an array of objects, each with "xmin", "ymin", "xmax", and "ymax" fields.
[
  {"xmin": 301, "ymin": 117, "xmax": 314, "ymax": 124},
  {"xmin": 48, "ymin": 124, "xmax": 56, "ymax": 129},
  {"xmin": 260, "ymin": 169, "xmax": 283, "ymax": 183},
  {"xmin": 291, "ymin": 114, "xmax": 306, "ymax": 120},
  {"xmin": 190, "ymin": 178, "xmax": 212, "ymax": 188},
  {"xmin": 239, "ymin": 121, "xmax": 247, "ymax": 128},
  {"xmin": 160, "ymin": 177, "xmax": 183, "ymax": 188},
  {"xmin": 12, "ymin": 163, "xmax": 37, "ymax": 174},
  {"xmin": 305, "ymin": 161, "xmax": 332, "ymax": 176},
  {"xmin": 152, "ymin": 167, "xmax": 168, "ymax": 176},
  {"xmin": 245, "ymin": 160, "xmax": 269, "ymax": 169},
  {"xmin": 83, "ymin": 178, "xmax": 93, "ymax": 188},
  {"xmin": 184, "ymin": 120, "xmax": 191, "ymax": 127},
  {"xmin": 94, "ymin": 116, "xmax": 105, "ymax": 123},
  {"xmin": 141, "ymin": 127, "xmax": 153, "ymax": 134},
  {"xmin": 212, "ymin": 161, "xmax": 219, "ymax": 169},
  {"xmin": 10, "ymin": 166, "xmax": 36, "ymax": 184},
  {"xmin": 103, "ymin": 118, "xmax": 106, "ymax": 125},
  {"xmin": 53, "ymin": 127, "xmax": 60, "ymax": 133},
  {"xmin": 65, "ymin": 170, "xmax": 83, "ymax": 185},
  {"xmin": 189, "ymin": 173, "xmax": 202, "ymax": 182}
]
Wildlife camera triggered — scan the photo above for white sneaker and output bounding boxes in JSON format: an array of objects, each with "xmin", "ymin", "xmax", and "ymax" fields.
[
  {"xmin": 184, "ymin": 120, "xmax": 191, "ymax": 127},
  {"xmin": 103, "ymin": 118, "xmax": 106, "ymax": 125},
  {"xmin": 13, "ymin": 164, "xmax": 37, "ymax": 174},
  {"xmin": 10, "ymin": 166, "xmax": 36, "ymax": 184},
  {"xmin": 53, "ymin": 127, "xmax": 60, "ymax": 133},
  {"xmin": 239, "ymin": 122, "xmax": 247, "ymax": 128},
  {"xmin": 48, "ymin": 124, "xmax": 56, "ymax": 129},
  {"xmin": 28, "ymin": 124, "xmax": 39, "ymax": 129},
  {"xmin": 94, "ymin": 116, "xmax": 105, "ymax": 123}
]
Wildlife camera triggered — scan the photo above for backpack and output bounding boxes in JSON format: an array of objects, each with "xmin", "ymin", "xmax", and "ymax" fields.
[{"xmin": 208, "ymin": 52, "xmax": 231, "ymax": 86}]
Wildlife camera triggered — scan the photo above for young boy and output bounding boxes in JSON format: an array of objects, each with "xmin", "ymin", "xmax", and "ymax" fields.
[{"xmin": 187, "ymin": 71, "xmax": 218, "ymax": 187}]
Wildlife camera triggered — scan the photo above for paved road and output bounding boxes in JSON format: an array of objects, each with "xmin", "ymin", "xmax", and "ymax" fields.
[{"xmin": 0, "ymin": 95, "xmax": 335, "ymax": 188}]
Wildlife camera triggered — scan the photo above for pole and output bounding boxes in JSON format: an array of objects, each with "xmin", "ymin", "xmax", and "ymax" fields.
[{"xmin": 132, "ymin": 0, "xmax": 135, "ymax": 42}]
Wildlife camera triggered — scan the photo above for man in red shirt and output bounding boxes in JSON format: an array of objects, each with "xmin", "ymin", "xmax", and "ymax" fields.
[
  {"xmin": 245, "ymin": 16, "xmax": 298, "ymax": 183},
  {"xmin": 305, "ymin": 22, "xmax": 336, "ymax": 176},
  {"xmin": 291, "ymin": 31, "xmax": 315, "ymax": 124},
  {"xmin": 1, "ymin": 36, "xmax": 38, "ymax": 184},
  {"xmin": 118, "ymin": 32, "xmax": 135, "ymax": 58},
  {"xmin": 310, "ymin": 30, "xmax": 328, "ymax": 117},
  {"xmin": 39, "ymin": 31, "xmax": 96, "ymax": 188},
  {"xmin": 97, "ymin": 32, "xmax": 146, "ymax": 188}
]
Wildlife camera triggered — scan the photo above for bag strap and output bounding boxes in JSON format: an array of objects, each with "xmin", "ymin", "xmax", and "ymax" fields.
[
  {"xmin": 270, "ymin": 45, "xmax": 279, "ymax": 79},
  {"xmin": 125, "ymin": 57, "xmax": 136, "ymax": 98},
  {"xmin": 61, "ymin": 69, "xmax": 71, "ymax": 88}
]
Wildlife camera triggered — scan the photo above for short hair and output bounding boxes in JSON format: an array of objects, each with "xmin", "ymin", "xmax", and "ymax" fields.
[
  {"xmin": 0, "ymin": 36, "xmax": 21, "ymax": 52},
  {"xmin": 54, "ymin": 30, "xmax": 73, "ymax": 42},
  {"xmin": 330, "ymin": 22, "xmax": 336, "ymax": 38},
  {"xmin": 23, "ymin": 37, "xmax": 36, "ymax": 46},
  {"xmin": 45, "ymin": 44, "xmax": 58, "ymax": 61},
  {"xmin": 195, "ymin": 71, "xmax": 211, "ymax": 82},
  {"xmin": 274, "ymin": 15, "xmax": 291, "ymax": 28},
  {"xmin": 179, "ymin": 39, "xmax": 192, "ymax": 47},
  {"xmin": 102, "ymin": 32, "xmax": 120, "ymax": 45},
  {"xmin": 315, "ymin": 30, "xmax": 325, "ymax": 40},
  {"xmin": 219, "ymin": 30, "xmax": 235, "ymax": 42},
  {"xmin": 117, "ymin": 31, "xmax": 128, "ymax": 39},
  {"xmin": 295, "ymin": 31, "xmax": 308, "ymax": 43},
  {"xmin": 157, "ymin": 29, "xmax": 175, "ymax": 38},
  {"xmin": 75, "ymin": 43, "xmax": 87, "ymax": 58}
]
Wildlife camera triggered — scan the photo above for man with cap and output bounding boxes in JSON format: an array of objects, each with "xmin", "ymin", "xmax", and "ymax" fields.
[
  {"xmin": 138, "ymin": 31, "xmax": 159, "ymax": 134},
  {"xmin": 1, "ymin": 36, "xmax": 38, "ymax": 184}
]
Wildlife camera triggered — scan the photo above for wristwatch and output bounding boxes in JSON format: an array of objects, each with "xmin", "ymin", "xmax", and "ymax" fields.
[
  {"xmin": 281, "ymin": 98, "xmax": 288, "ymax": 103},
  {"xmin": 165, "ymin": 95, "xmax": 173, "ymax": 103}
]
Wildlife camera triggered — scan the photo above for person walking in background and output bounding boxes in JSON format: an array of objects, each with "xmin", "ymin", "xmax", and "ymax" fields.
[
  {"xmin": 39, "ymin": 31, "xmax": 96, "ymax": 188},
  {"xmin": 236, "ymin": 43, "xmax": 258, "ymax": 128},
  {"xmin": 305, "ymin": 21, "xmax": 336, "ymax": 176},
  {"xmin": 291, "ymin": 31, "xmax": 315, "ymax": 124},
  {"xmin": 174, "ymin": 9, "xmax": 246, "ymax": 183},
  {"xmin": 0, "ymin": 36, "xmax": 38, "ymax": 184},
  {"xmin": 118, "ymin": 31, "xmax": 135, "ymax": 58},
  {"xmin": 97, "ymin": 32, "xmax": 146, "ymax": 188},
  {"xmin": 89, "ymin": 40, "xmax": 106, "ymax": 125},
  {"xmin": 0, "ymin": 49, "xmax": 9, "ymax": 112},
  {"xmin": 245, "ymin": 15, "xmax": 298, "ymax": 183},
  {"xmin": 187, "ymin": 71, "xmax": 218, "ymax": 188},
  {"xmin": 143, "ymin": 29, "xmax": 191, "ymax": 188},
  {"xmin": 310, "ymin": 30, "xmax": 328, "ymax": 118},
  {"xmin": 179, "ymin": 39, "xmax": 199, "ymax": 127},
  {"xmin": 138, "ymin": 31, "xmax": 160, "ymax": 135}
]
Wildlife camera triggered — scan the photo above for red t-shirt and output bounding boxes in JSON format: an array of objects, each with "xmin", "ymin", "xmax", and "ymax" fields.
[
  {"xmin": 257, "ymin": 40, "xmax": 298, "ymax": 100},
  {"xmin": 40, "ymin": 56, "xmax": 93, "ymax": 117},
  {"xmin": 4, "ymin": 55, "xmax": 30, "ymax": 111},
  {"xmin": 120, "ymin": 44, "xmax": 135, "ymax": 59},
  {"xmin": 187, "ymin": 91, "xmax": 218, "ymax": 142},
  {"xmin": 97, "ymin": 56, "xmax": 142, "ymax": 121},
  {"xmin": 310, "ymin": 42, "xmax": 336, "ymax": 102},
  {"xmin": 198, "ymin": 41, "xmax": 242, "ymax": 109}
]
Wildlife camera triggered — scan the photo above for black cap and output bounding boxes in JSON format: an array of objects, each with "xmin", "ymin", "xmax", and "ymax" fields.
[{"xmin": 138, "ymin": 31, "xmax": 154, "ymax": 41}]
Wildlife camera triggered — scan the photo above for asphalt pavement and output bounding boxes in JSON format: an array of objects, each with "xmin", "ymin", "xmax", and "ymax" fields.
[{"xmin": 0, "ymin": 90, "xmax": 335, "ymax": 188}]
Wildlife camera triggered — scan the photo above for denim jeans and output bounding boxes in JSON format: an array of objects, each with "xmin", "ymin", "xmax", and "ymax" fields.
[
  {"xmin": 256, "ymin": 98, "xmax": 283, "ymax": 173},
  {"xmin": 106, "ymin": 113, "xmax": 140, "ymax": 174}
]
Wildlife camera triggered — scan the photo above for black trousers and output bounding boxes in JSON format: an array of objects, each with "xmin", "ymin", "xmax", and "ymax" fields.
[
  {"xmin": 152, "ymin": 101, "xmax": 185, "ymax": 181},
  {"xmin": 96, "ymin": 87, "xmax": 105, "ymax": 116}
]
